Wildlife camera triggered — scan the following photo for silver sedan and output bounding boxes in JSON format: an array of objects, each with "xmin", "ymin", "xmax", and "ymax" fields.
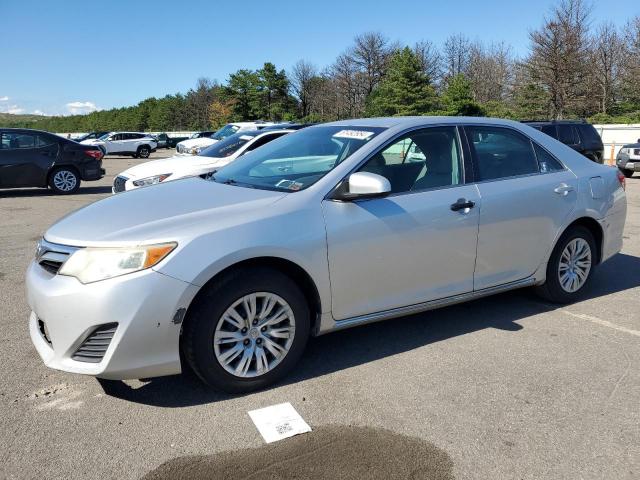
[{"xmin": 26, "ymin": 117, "xmax": 627, "ymax": 392}]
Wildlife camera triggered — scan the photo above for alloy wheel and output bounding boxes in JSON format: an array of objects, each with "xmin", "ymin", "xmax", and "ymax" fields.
[
  {"xmin": 52, "ymin": 170, "xmax": 77, "ymax": 192},
  {"xmin": 558, "ymin": 238, "xmax": 592, "ymax": 293},
  {"xmin": 213, "ymin": 292, "xmax": 295, "ymax": 378}
]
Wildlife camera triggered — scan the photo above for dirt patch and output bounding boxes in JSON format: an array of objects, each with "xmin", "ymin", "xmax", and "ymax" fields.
[{"xmin": 142, "ymin": 425, "xmax": 453, "ymax": 480}]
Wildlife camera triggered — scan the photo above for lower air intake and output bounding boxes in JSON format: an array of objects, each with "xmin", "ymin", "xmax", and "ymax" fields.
[{"xmin": 72, "ymin": 323, "xmax": 118, "ymax": 363}]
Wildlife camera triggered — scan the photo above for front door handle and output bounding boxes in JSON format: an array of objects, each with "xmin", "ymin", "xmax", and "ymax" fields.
[
  {"xmin": 450, "ymin": 198, "xmax": 475, "ymax": 212},
  {"xmin": 554, "ymin": 183, "xmax": 574, "ymax": 196}
]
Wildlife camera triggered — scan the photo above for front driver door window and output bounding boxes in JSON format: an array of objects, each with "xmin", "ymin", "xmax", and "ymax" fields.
[{"xmin": 322, "ymin": 126, "xmax": 480, "ymax": 320}]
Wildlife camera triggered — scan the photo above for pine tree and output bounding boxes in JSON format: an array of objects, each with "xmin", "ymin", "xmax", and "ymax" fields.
[{"xmin": 365, "ymin": 47, "xmax": 437, "ymax": 117}]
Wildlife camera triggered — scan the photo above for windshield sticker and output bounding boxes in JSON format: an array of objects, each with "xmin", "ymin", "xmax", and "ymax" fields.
[
  {"xmin": 275, "ymin": 179, "xmax": 303, "ymax": 191},
  {"xmin": 332, "ymin": 129, "xmax": 375, "ymax": 140}
]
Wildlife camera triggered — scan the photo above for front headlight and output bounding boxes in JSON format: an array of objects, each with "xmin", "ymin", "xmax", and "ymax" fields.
[
  {"xmin": 58, "ymin": 242, "xmax": 177, "ymax": 283},
  {"xmin": 132, "ymin": 173, "xmax": 171, "ymax": 187},
  {"xmin": 188, "ymin": 147, "xmax": 201, "ymax": 155}
]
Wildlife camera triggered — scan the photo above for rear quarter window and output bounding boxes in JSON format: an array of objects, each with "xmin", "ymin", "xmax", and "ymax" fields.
[{"xmin": 578, "ymin": 125, "xmax": 602, "ymax": 144}]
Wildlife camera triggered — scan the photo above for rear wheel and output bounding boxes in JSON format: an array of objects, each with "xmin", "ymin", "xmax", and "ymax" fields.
[
  {"xmin": 536, "ymin": 226, "xmax": 596, "ymax": 303},
  {"xmin": 48, "ymin": 167, "xmax": 80, "ymax": 194},
  {"xmin": 137, "ymin": 145, "xmax": 151, "ymax": 159},
  {"xmin": 182, "ymin": 267, "xmax": 310, "ymax": 393}
]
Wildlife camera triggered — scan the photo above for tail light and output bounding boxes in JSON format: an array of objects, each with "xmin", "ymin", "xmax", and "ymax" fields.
[
  {"xmin": 85, "ymin": 149, "xmax": 103, "ymax": 160},
  {"xmin": 616, "ymin": 170, "xmax": 626, "ymax": 191}
]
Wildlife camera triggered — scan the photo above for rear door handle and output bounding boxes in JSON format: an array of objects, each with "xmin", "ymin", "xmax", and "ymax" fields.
[
  {"xmin": 554, "ymin": 183, "xmax": 574, "ymax": 196},
  {"xmin": 450, "ymin": 198, "xmax": 475, "ymax": 212}
]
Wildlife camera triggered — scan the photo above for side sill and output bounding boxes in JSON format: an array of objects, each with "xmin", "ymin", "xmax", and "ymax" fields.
[{"xmin": 328, "ymin": 277, "xmax": 537, "ymax": 333}]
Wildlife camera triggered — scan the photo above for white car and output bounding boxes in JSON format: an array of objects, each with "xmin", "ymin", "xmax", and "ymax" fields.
[
  {"xmin": 175, "ymin": 122, "xmax": 276, "ymax": 154},
  {"xmin": 82, "ymin": 132, "xmax": 157, "ymax": 158},
  {"xmin": 112, "ymin": 129, "xmax": 293, "ymax": 192}
]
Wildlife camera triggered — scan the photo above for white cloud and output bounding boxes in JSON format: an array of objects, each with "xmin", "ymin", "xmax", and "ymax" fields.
[
  {"xmin": 66, "ymin": 101, "xmax": 99, "ymax": 115},
  {"xmin": 0, "ymin": 96, "xmax": 8, "ymax": 101},
  {"xmin": 33, "ymin": 109, "xmax": 47, "ymax": 116},
  {"xmin": 0, "ymin": 104, "xmax": 25, "ymax": 114}
]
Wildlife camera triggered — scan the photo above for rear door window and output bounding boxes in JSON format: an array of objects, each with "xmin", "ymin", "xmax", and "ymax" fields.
[{"xmin": 466, "ymin": 126, "xmax": 539, "ymax": 181}]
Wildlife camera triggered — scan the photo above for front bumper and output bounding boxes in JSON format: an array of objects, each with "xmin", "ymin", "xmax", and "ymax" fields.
[
  {"xmin": 616, "ymin": 155, "xmax": 640, "ymax": 171},
  {"xmin": 26, "ymin": 260, "xmax": 199, "ymax": 380}
]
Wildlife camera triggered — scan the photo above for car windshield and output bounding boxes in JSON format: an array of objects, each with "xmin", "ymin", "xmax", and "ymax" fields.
[
  {"xmin": 98, "ymin": 133, "xmax": 111, "ymax": 140},
  {"xmin": 199, "ymin": 132, "xmax": 256, "ymax": 158},
  {"xmin": 211, "ymin": 126, "xmax": 386, "ymax": 192},
  {"xmin": 211, "ymin": 124, "xmax": 241, "ymax": 140}
]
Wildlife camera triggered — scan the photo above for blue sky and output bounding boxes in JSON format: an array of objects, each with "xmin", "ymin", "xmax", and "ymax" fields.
[{"xmin": 1, "ymin": 0, "xmax": 637, "ymax": 116}]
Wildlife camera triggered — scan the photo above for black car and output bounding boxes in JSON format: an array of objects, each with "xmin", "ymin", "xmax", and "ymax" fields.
[
  {"xmin": 0, "ymin": 128, "xmax": 105, "ymax": 194},
  {"xmin": 523, "ymin": 120, "xmax": 604, "ymax": 163}
]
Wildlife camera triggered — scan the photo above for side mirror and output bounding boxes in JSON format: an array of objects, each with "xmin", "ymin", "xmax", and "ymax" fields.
[{"xmin": 332, "ymin": 172, "xmax": 391, "ymax": 201}]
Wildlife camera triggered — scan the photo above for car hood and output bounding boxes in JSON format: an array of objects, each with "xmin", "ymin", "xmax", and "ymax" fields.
[
  {"xmin": 178, "ymin": 138, "xmax": 218, "ymax": 148},
  {"xmin": 81, "ymin": 139, "xmax": 104, "ymax": 145},
  {"xmin": 120, "ymin": 155, "xmax": 229, "ymax": 179},
  {"xmin": 45, "ymin": 177, "xmax": 287, "ymax": 245}
]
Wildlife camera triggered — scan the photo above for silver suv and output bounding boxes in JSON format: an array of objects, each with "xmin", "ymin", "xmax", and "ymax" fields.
[{"xmin": 27, "ymin": 117, "xmax": 627, "ymax": 392}]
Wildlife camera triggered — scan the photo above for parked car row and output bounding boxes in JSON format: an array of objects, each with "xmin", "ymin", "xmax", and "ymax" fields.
[
  {"xmin": 113, "ymin": 128, "xmax": 295, "ymax": 192},
  {"xmin": 175, "ymin": 121, "xmax": 278, "ymax": 154},
  {"xmin": 26, "ymin": 117, "xmax": 626, "ymax": 393}
]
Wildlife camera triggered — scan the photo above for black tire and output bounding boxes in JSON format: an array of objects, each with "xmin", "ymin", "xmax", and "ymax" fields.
[
  {"xmin": 622, "ymin": 169, "xmax": 633, "ymax": 178},
  {"xmin": 536, "ymin": 226, "xmax": 597, "ymax": 304},
  {"xmin": 182, "ymin": 267, "xmax": 311, "ymax": 393},
  {"xmin": 48, "ymin": 167, "xmax": 80, "ymax": 194},
  {"xmin": 137, "ymin": 145, "xmax": 151, "ymax": 159}
]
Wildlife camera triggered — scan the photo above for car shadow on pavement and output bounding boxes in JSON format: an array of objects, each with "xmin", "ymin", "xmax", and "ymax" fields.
[
  {"xmin": 97, "ymin": 252, "xmax": 640, "ymax": 407},
  {"xmin": 0, "ymin": 186, "xmax": 113, "ymax": 197}
]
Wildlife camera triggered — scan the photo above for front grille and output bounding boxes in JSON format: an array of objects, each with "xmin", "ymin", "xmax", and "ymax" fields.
[
  {"xmin": 113, "ymin": 175, "xmax": 127, "ymax": 193},
  {"xmin": 35, "ymin": 239, "xmax": 77, "ymax": 275},
  {"xmin": 72, "ymin": 323, "xmax": 118, "ymax": 363}
]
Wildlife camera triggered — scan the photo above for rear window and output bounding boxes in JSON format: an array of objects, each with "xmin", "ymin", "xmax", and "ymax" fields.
[
  {"xmin": 199, "ymin": 132, "xmax": 254, "ymax": 157},
  {"xmin": 578, "ymin": 125, "xmax": 602, "ymax": 144}
]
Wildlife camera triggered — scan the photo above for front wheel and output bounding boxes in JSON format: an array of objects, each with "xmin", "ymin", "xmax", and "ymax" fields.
[
  {"xmin": 182, "ymin": 268, "xmax": 310, "ymax": 393},
  {"xmin": 536, "ymin": 226, "xmax": 596, "ymax": 303},
  {"xmin": 48, "ymin": 167, "xmax": 80, "ymax": 194},
  {"xmin": 622, "ymin": 169, "xmax": 634, "ymax": 178}
]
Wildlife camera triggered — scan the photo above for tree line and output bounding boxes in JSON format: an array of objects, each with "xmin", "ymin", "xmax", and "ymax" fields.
[{"xmin": 3, "ymin": 0, "xmax": 639, "ymax": 133}]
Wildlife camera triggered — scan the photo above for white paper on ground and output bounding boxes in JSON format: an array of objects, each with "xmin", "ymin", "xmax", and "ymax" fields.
[{"xmin": 248, "ymin": 402, "xmax": 312, "ymax": 443}]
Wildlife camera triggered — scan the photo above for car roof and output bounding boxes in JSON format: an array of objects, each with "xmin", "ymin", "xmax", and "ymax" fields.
[
  {"xmin": 319, "ymin": 116, "xmax": 528, "ymax": 129},
  {"xmin": 522, "ymin": 120, "xmax": 589, "ymax": 126},
  {"xmin": 0, "ymin": 127, "xmax": 56, "ymax": 135}
]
